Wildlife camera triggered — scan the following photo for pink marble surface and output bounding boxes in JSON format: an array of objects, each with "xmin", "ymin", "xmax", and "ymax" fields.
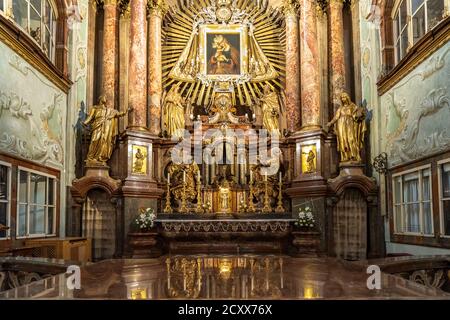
[
  {"xmin": 148, "ymin": 11, "xmax": 163, "ymax": 135},
  {"xmin": 285, "ymin": 12, "xmax": 301, "ymax": 133},
  {"xmin": 102, "ymin": 2, "xmax": 118, "ymax": 107},
  {"xmin": 300, "ymin": 0, "xmax": 320, "ymax": 128},
  {"xmin": 128, "ymin": 0, "xmax": 148, "ymax": 128},
  {"xmin": 329, "ymin": 0, "xmax": 346, "ymax": 113}
]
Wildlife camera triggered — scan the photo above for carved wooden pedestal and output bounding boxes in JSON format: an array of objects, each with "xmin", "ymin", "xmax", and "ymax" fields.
[
  {"xmin": 291, "ymin": 230, "xmax": 321, "ymax": 257},
  {"xmin": 128, "ymin": 232, "xmax": 162, "ymax": 258}
]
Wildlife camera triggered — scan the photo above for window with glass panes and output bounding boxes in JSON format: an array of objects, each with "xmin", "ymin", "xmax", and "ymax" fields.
[
  {"xmin": 17, "ymin": 168, "xmax": 56, "ymax": 238},
  {"xmin": 0, "ymin": 163, "xmax": 11, "ymax": 239},
  {"xmin": 11, "ymin": 0, "xmax": 56, "ymax": 61},
  {"xmin": 439, "ymin": 160, "xmax": 450, "ymax": 236},
  {"xmin": 393, "ymin": 166, "xmax": 433, "ymax": 235},
  {"xmin": 393, "ymin": 0, "xmax": 446, "ymax": 63}
]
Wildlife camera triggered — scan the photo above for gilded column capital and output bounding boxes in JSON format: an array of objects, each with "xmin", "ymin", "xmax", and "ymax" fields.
[
  {"xmin": 283, "ymin": 0, "xmax": 300, "ymax": 17},
  {"xmin": 119, "ymin": 0, "xmax": 131, "ymax": 17},
  {"xmin": 147, "ymin": 0, "xmax": 167, "ymax": 18},
  {"xmin": 315, "ymin": 0, "xmax": 329, "ymax": 15}
]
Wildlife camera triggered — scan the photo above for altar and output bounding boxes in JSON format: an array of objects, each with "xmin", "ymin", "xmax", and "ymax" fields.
[{"xmin": 70, "ymin": 0, "xmax": 384, "ymax": 262}]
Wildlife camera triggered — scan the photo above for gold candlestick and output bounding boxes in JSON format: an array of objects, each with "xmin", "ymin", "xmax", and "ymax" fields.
[
  {"xmin": 195, "ymin": 174, "xmax": 204, "ymax": 214},
  {"xmin": 247, "ymin": 180, "xmax": 256, "ymax": 213},
  {"xmin": 163, "ymin": 181, "xmax": 173, "ymax": 213},
  {"xmin": 275, "ymin": 178, "xmax": 285, "ymax": 213},
  {"xmin": 262, "ymin": 176, "xmax": 272, "ymax": 213},
  {"xmin": 179, "ymin": 171, "xmax": 188, "ymax": 213}
]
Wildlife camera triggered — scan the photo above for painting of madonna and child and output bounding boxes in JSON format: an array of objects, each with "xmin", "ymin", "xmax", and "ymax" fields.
[{"xmin": 206, "ymin": 33, "xmax": 241, "ymax": 75}]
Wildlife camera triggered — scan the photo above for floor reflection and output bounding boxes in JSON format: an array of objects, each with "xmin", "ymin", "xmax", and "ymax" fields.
[{"xmin": 1, "ymin": 255, "xmax": 448, "ymax": 299}]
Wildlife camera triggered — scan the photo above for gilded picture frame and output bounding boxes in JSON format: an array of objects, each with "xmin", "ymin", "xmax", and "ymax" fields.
[{"xmin": 199, "ymin": 24, "xmax": 249, "ymax": 81}]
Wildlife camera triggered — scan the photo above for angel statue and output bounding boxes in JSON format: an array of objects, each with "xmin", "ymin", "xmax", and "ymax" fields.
[
  {"xmin": 258, "ymin": 85, "xmax": 281, "ymax": 135},
  {"xmin": 327, "ymin": 92, "xmax": 367, "ymax": 163},
  {"xmin": 162, "ymin": 84, "xmax": 190, "ymax": 140},
  {"xmin": 84, "ymin": 95, "xmax": 130, "ymax": 165}
]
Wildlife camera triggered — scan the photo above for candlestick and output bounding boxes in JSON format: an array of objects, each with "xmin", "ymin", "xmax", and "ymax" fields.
[
  {"xmin": 195, "ymin": 171, "xmax": 204, "ymax": 214},
  {"xmin": 262, "ymin": 174, "xmax": 271, "ymax": 213},
  {"xmin": 163, "ymin": 175, "xmax": 173, "ymax": 213},
  {"xmin": 247, "ymin": 179, "xmax": 256, "ymax": 213},
  {"xmin": 275, "ymin": 172, "xmax": 285, "ymax": 213},
  {"xmin": 179, "ymin": 170, "xmax": 188, "ymax": 213}
]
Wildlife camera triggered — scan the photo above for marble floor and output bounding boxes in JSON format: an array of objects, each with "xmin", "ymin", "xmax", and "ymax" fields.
[{"xmin": 0, "ymin": 255, "xmax": 449, "ymax": 299}]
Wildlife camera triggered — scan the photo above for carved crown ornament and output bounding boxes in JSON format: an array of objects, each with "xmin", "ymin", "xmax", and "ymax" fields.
[{"xmin": 192, "ymin": 0, "xmax": 252, "ymax": 27}]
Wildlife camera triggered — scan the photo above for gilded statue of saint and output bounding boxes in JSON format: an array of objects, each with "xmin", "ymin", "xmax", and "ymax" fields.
[
  {"xmin": 219, "ymin": 180, "xmax": 231, "ymax": 212},
  {"xmin": 259, "ymin": 85, "xmax": 281, "ymax": 135},
  {"xmin": 84, "ymin": 95, "xmax": 130, "ymax": 165},
  {"xmin": 327, "ymin": 92, "xmax": 367, "ymax": 163},
  {"xmin": 163, "ymin": 84, "xmax": 189, "ymax": 139}
]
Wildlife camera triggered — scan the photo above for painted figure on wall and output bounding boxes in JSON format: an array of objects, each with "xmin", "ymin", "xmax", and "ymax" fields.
[
  {"xmin": 162, "ymin": 84, "xmax": 189, "ymax": 139},
  {"xmin": 259, "ymin": 85, "xmax": 281, "ymax": 135},
  {"xmin": 207, "ymin": 34, "xmax": 240, "ymax": 75},
  {"xmin": 327, "ymin": 92, "xmax": 367, "ymax": 163},
  {"xmin": 84, "ymin": 95, "xmax": 129, "ymax": 165}
]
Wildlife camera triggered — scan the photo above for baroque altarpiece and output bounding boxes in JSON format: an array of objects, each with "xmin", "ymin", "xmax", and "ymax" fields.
[{"xmin": 70, "ymin": 0, "xmax": 384, "ymax": 261}]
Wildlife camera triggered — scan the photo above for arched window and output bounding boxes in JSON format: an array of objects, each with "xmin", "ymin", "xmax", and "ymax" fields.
[
  {"xmin": 0, "ymin": 0, "xmax": 57, "ymax": 61},
  {"xmin": 393, "ymin": 0, "xmax": 446, "ymax": 64}
]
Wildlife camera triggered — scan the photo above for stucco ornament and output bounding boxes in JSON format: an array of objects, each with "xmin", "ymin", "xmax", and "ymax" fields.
[{"xmin": 0, "ymin": 91, "xmax": 64, "ymax": 166}]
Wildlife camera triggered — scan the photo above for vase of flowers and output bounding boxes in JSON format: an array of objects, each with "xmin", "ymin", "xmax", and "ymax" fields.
[
  {"xmin": 291, "ymin": 206, "xmax": 320, "ymax": 256},
  {"xmin": 128, "ymin": 208, "xmax": 160, "ymax": 258},
  {"xmin": 294, "ymin": 206, "xmax": 315, "ymax": 229},
  {"xmin": 133, "ymin": 207, "xmax": 157, "ymax": 232}
]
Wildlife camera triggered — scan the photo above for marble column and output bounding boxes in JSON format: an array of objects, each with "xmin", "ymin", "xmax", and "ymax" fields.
[
  {"xmin": 284, "ymin": 1, "xmax": 301, "ymax": 133},
  {"xmin": 329, "ymin": 0, "xmax": 346, "ymax": 113},
  {"xmin": 128, "ymin": 0, "xmax": 148, "ymax": 129},
  {"xmin": 102, "ymin": 0, "xmax": 118, "ymax": 107},
  {"xmin": 147, "ymin": 2, "xmax": 164, "ymax": 135},
  {"xmin": 300, "ymin": 0, "xmax": 321, "ymax": 130}
]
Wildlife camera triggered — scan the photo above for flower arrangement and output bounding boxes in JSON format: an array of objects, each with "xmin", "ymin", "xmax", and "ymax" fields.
[
  {"xmin": 294, "ymin": 206, "xmax": 315, "ymax": 228},
  {"xmin": 134, "ymin": 208, "xmax": 157, "ymax": 232}
]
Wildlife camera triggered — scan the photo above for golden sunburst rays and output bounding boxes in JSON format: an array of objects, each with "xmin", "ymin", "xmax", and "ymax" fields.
[{"xmin": 162, "ymin": 0, "xmax": 286, "ymax": 108}]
